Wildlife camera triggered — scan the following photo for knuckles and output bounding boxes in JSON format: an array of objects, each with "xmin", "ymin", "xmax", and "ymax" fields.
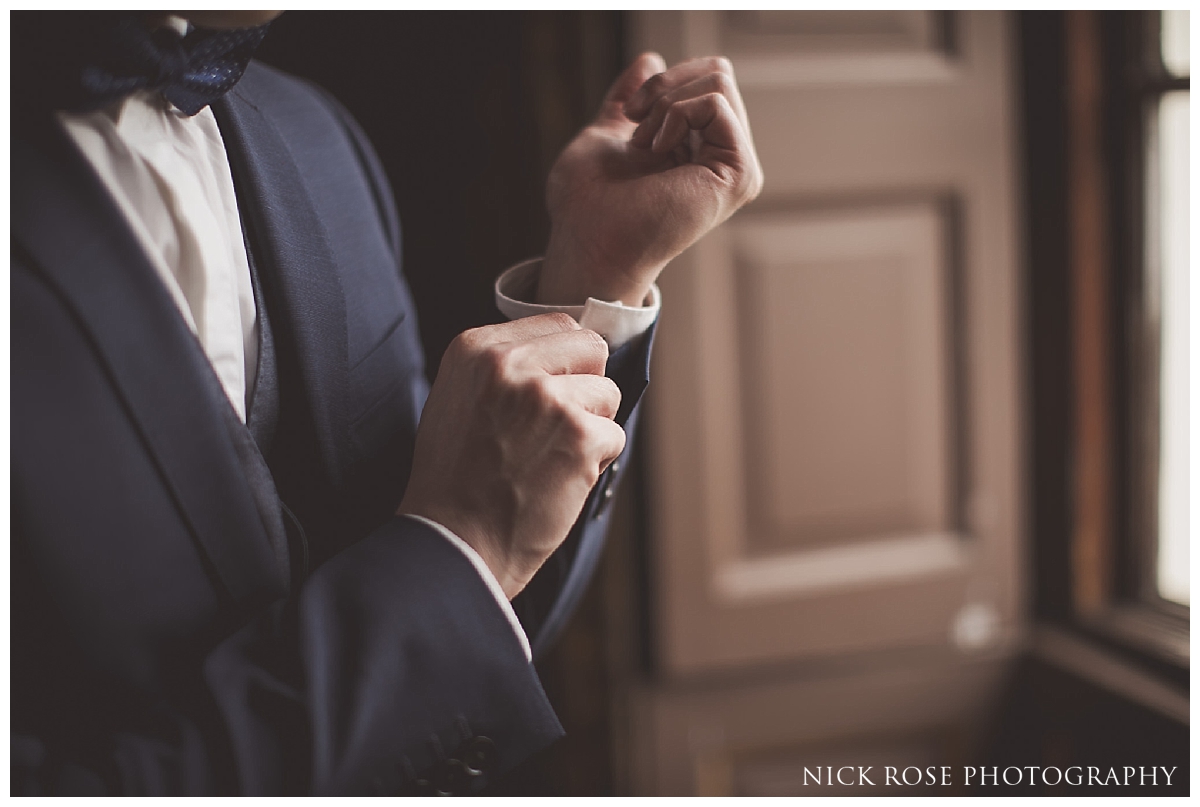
[
  {"xmin": 747, "ymin": 167, "xmax": 765, "ymax": 201},
  {"xmin": 597, "ymin": 376, "xmax": 623, "ymax": 416},
  {"xmin": 640, "ymin": 72, "xmax": 667, "ymax": 99},
  {"xmin": 541, "ymin": 311, "xmax": 581, "ymax": 332},
  {"xmin": 701, "ymin": 92, "xmax": 725, "ymax": 114},
  {"xmin": 449, "ymin": 326, "xmax": 488, "ymax": 358},
  {"xmin": 708, "ymin": 69, "xmax": 735, "ymax": 97},
  {"xmin": 579, "ymin": 327, "xmax": 610, "ymax": 362},
  {"xmin": 651, "ymin": 66, "xmax": 738, "ymax": 122},
  {"xmin": 521, "ymin": 374, "xmax": 559, "ymax": 413},
  {"xmin": 517, "ymin": 377, "xmax": 604, "ymax": 471},
  {"xmin": 710, "ymin": 56, "xmax": 735, "ymax": 77},
  {"xmin": 558, "ymin": 408, "xmax": 594, "ymax": 454},
  {"xmin": 477, "ymin": 343, "xmax": 514, "ymax": 385},
  {"xmin": 650, "ymin": 93, "xmax": 673, "ymax": 122}
]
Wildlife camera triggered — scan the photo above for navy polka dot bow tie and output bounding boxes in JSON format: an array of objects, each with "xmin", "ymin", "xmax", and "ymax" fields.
[
  {"xmin": 11, "ymin": 13, "xmax": 270, "ymax": 116},
  {"xmin": 79, "ymin": 17, "xmax": 270, "ymax": 115}
]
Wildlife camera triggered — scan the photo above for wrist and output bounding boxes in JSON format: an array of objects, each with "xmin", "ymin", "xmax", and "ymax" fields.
[
  {"xmin": 396, "ymin": 501, "xmax": 530, "ymax": 599},
  {"xmin": 539, "ymin": 231, "xmax": 660, "ymax": 308}
]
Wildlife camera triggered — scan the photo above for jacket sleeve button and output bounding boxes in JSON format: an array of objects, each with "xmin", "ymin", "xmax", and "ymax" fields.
[
  {"xmin": 459, "ymin": 735, "xmax": 498, "ymax": 774},
  {"xmin": 431, "ymin": 758, "xmax": 472, "ymax": 794}
]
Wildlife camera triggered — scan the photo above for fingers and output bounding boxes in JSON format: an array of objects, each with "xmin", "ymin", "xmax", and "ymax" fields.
[
  {"xmin": 624, "ymin": 56, "xmax": 750, "ymax": 132},
  {"xmin": 601, "ymin": 51, "xmax": 668, "ymax": 121},
  {"xmin": 619, "ymin": 54, "xmax": 763, "ymax": 200},
  {"xmin": 652, "ymin": 93, "xmax": 745, "ymax": 166},
  {"xmin": 564, "ymin": 405, "xmax": 627, "ymax": 476},
  {"xmin": 631, "ymin": 71, "xmax": 747, "ymax": 150},
  {"xmin": 455, "ymin": 312, "xmax": 580, "ymax": 352},
  {"xmin": 451, "ymin": 314, "xmax": 609, "ymax": 400},
  {"xmin": 510, "ymin": 327, "xmax": 609, "ymax": 377},
  {"xmin": 546, "ymin": 373, "xmax": 622, "ymax": 419},
  {"xmin": 591, "ymin": 416, "xmax": 627, "ymax": 471}
]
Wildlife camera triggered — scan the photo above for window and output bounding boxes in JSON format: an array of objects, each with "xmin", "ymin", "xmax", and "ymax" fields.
[
  {"xmin": 1146, "ymin": 10, "xmax": 1189, "ymax": 607},
  {"xmin": 1009, "ymin": 16, "xmax": 1189, "ymax": 784},
  {"xmin": 1025, "ymin": 9, "xmax": 1188, "ymax": 676},
  {"xmin": 1094, "ymin": 9, "xmax": 1190, "ymax": 665}
]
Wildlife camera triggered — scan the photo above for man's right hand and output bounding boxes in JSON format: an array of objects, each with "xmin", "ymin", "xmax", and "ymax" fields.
[{"xmin": 397, "ymin": 313, "xmax": 625, "ymax": 600}]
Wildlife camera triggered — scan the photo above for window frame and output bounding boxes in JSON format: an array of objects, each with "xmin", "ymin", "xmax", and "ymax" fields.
[
  {"xmin": 1108, "ymin": 10, "xmax": 1189, "ymax": 615},
  {"xmin": 1086, "ymin": 9, "xmax": 1188, "ymax": 681},
  {"xmin": 1023, "ymin": 9, "xmax": 1188, "ymax": 702}
]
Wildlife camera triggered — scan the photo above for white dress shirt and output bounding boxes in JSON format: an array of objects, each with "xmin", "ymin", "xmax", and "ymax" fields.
[
  {"xmin": 59, "ymin": 89, "xmax": 659, "ymax": 663},
  {"xmin": 61, "ymin": 93, "xmax": 258, "ymax": 422}
]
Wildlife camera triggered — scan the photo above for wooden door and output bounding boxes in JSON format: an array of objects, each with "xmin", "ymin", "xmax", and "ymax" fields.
[{"xmin": 623, "ymin": 11, "xmax": 1024, "ymax": 795}]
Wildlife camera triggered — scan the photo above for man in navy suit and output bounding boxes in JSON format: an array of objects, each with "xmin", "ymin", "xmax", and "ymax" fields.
[{"xmin": 11, "ymin": 11, "xmax": 761, "ymax": 795}]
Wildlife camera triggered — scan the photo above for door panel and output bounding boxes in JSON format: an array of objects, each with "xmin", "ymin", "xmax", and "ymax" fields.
[
  {"xmin": 623, "ymin": 10, "xmax": 1024, "ymax": 794},
  {"xmin": 736, "ymin": 204, "xmax": 955, "ymax": 554}
]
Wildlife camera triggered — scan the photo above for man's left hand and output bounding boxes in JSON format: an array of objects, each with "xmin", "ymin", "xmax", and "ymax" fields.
[{"xmin": 537, "ymin": 52, "xmax": 764, "ymax": 308}]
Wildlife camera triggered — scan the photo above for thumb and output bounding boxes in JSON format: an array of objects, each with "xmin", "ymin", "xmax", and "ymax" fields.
[{"xmin": 600, "ymin": 51, "xmax": 667, "ymax": 121}]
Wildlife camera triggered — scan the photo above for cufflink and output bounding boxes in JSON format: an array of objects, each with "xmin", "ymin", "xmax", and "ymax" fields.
[{"xmin": 593, "ymin": 459, "xmax": 621, "ymax": 515}]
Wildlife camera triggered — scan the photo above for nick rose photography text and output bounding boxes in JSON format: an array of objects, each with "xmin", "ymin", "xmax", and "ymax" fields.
[{"xmin": 800, "ymin": 765, "xmax": 1178, "ymax": 787}]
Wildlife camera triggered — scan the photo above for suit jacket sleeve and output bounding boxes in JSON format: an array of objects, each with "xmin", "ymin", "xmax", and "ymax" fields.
[{"xmin": 203, "ymin": 516, "xmax": 563, "ymax": 795}]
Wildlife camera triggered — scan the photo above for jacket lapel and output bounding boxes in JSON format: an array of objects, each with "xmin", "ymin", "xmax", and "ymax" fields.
[
  {"xmin": 12, "ymin": 116, "xmax": 288, "ymax": 609},
  {"xmin": 212, "ymin": 81, "xmax": 351, "ymax": 489}
]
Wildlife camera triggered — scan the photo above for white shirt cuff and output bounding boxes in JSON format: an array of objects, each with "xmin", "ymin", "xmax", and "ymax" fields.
[
  {"xmin": 400, "ymin": 514, "xmax": 532, "ymax": 663},
  {"xmin": 494, "ymin": 258, "xmax": 660, "ymax": 350}
]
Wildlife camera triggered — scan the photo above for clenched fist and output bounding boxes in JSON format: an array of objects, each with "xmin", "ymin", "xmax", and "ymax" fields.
[
  {"xmin": 397, "ymin": 314, "xmax": 625, "ymax": 599},
  {"xmin": 538, "ymin": 52, "xmax": 764, "ymax": 308}
]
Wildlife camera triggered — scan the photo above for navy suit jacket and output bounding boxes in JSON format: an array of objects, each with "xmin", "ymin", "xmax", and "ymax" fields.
[{"xmin": 11, "ymin": 61, "xmax": 651, "ymax": 795}]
